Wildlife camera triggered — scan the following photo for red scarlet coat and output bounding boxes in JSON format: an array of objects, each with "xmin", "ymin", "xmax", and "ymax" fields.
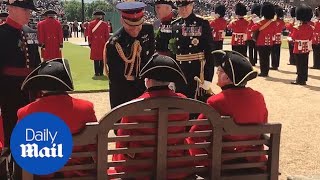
[
  {"xmin": 227, "ymin": 18, "xmax": 249, "ymax": 45},
  {"xmin": 112, "ymin": 87, "xmax": 191, "ymax": 180},
  {"xmin": 210, "ymin": 17, "xmax": 227, "ymax": 41},
  {"xmin": 37, "ymin": 17, "xmax": 63, "ymax": 60},
  {"xmin": 88, "ymin": 19, "xmax": 110, "ymax": 60},
  {"xmin": 251, "ymin": 19, "xmax": 277, "ymax": 46},
  {"xmin": 312, "ymin": 20, "xmax": 320, "ymax": 45},
  {"xmin": 17, "ymin": 94, "xmax": 97, "ymax": 178},
  {"xmin": 273, "ymin": 19, "xmax": 285, "ymax": 45},
  {"xmin": 83, "ymin": 22, "xmax": 89, "ymax": 37},
  {"xmin": 291, "ymin": 23, "xmax": 314, "ymax": 54},
  {"xmin": 187, "ymin": 87, "xmax": 268, "ymax": 164}
]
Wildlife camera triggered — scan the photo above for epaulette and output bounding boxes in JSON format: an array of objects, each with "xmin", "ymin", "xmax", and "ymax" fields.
[
  {"xmin": 171, "ymin": 17, "xmax": 182, "ymax": 25},
  {"xmin": 108, "ymin": 34, "xmax": 119, "ymax": 45}
]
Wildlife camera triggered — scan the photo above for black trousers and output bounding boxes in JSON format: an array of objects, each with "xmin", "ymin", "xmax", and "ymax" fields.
[
  {"xmin": 294, "ymin": 53, "xmax": 309, "ymax": 82},
  {"xmin": 247, "ymin": 40, "xmax": 258, "ymax": 65},
  {"xmin": 288, "ymin": 42, "xmax": 295, "ymax": 65},
  {"xmin": 232, "ymin": 45, "xmax": 247, "ymax": 57},
  {"xmin": 271, "ymin": 44, "xmax": 281, "ymax": 68},
  {"xmin": 312, "ymin": 44, "xmax": 320, "ymax": 68},
  {"xmin": 214, "ymin": 41, "xmax": 223, "ymax": 50},
  {"xmin": 257, "ymin": 46, "xmax": 272, "ymax": 76},
  {"xmin": 94, "ymin": 60, "xmax": 104, "ymax": 76}
]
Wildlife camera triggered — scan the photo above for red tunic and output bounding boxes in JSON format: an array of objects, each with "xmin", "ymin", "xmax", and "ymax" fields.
[
  {"xmin": 187, "ymin": 87, "xmax": 268, "ymax": 164},
  {"xmin": 273, "ymin": 19, "xmax": 285, "ymax": 45},
  {"xmin": 112, "ymin": 87, "xmax": 191, "ymax": 179},
  {"xmin": 83, "ymin": 22, "xmax": 89, "ymax": 37},
  {"xmin": 312, "ymin": 20, "xmax": 320, "ymax": 45},
  {"xmin": 17, "ymin": 94, "xmax": 97, "ymax": 178},
  {"xmin": 37, "ymin": 17, "xmax": 63, "ymax": 60},
  {"xmin": 210, "ymin": 17, "xmax": 227, "ymax": 41},
  {"xmin": 291, "ymin": 23, "xmax": 314, "ymax": 54},
  {"xmin": 88, "ymin": 19, "xmax": 110, "ymax": 60},
  {"xmin": 251, "ymin": 19, "xmax": 277, "ymax": 46},
  {"xmin": 227, "ymin": 18, "xmax": 249, "ymax": 45}
]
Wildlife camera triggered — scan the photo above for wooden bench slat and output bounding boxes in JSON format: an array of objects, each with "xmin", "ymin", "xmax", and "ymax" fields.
[
  {"xmin": 108, "ymin": 159, "xmax": 154, "ymax": 167},
  {"xmin": 113, "ymin": 122, "xmax": 156, "ymax": 130},
  {"xmin": 71, "ymin": 152, "xmax": 96, "ymax": 158},
  {"xmin": 60, "ymin": 164, "xmax": 96, "ymax": 171},
  {"xmin": 168, "ymin": 119, "xmax": 210, "ymax": 127},
  {"xmin": 222, "ymin": 151, "xmax": 268, "ymax": 159},
  {"xmin": 167, "ymin": 154, "xmax": 209, "ymax": 163},
  {"xmin": 168, "ymin": 131, "xmax": 212, "ymax": 139},
  {"xmin": 167, "ymin": 143, "xmax": 210, "ymax": 151},
  {"xmin": 222, "ymin": 139, "xmax": 269, "ymax": 147},
  {"xmin": 108, "ymin": 147, "xmax": 155, "ymax": 154},
  {"xmin": 108, "ymin": 171, "xmax": 153, "ymax": 179},
  {"xmin": 221, "ymin": 173, "xmax": 269, "ymax": 180},
  {"xmin": 108, "ymin": 135, "xmax": 155, "ymax": 142},
  {"xmin": 222, "ymin": 162, "xmax": 267, "ymax": 170},
  {"xmin": 167, "ymin": 166, "xmax": 208, "ymax": 174}
]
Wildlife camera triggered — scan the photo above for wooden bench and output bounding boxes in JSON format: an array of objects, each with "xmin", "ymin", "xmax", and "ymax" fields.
[
  {"xmin": 22, "ymin": 122, "xmax": 99, "ymax": 180},
  {"xmin": 99, "ymin": 97, "xmax": 281, "ymax": 180}
]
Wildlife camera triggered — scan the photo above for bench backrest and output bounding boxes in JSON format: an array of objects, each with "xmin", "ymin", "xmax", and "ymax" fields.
[
  {"xmin": 98, "ymin": 97, "xmax": 224, "ymax": 180},
  {"xmin": 22, "ymin": 122, "xmax": 99, "ymax": 180},
  {"xmin": 218, "ymin": 117, "xmax": 281, "ymax": 180}
]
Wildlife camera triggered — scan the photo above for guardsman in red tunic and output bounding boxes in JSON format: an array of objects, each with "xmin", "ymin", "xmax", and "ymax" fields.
[
  {"xmin": 311, "ymin": 6, "xmax": 320, "ymax": 69},
  {"xmin": 251, "ymin": 2, "xmax": 277, "ymax": 77},
  {"xmin": 88, "ymin": 10, "xmax": 110, "ymax": 76},
  {"xmin": 271, "ymin": 5, "xmax": 285, "ymax": 70},
  {"xmin": 286, "ymin": 7, "xmax": 297, "ymax": 65},
  {"xmin": 112, "ymin": 54, "xmax": 192, "ymax": 179},
  {"xmin": 18, "ymin": 59, "xmax": 97, "ymax": 178},
  {"xmin": 246, "ymin": 3, "xmax": 261, "ymax": 66},
  {"xmin": 227, "ymin": 3, "xmax": 249, "ymax": 57},
  {"xmin": 187, "ymin": 50, "xmax": 268, "ymax": 167},
  {"xmin": 37, "ymin": 10, "xmax": 63, "ymax": 61},
  {"xmin": 291, "ymin": 4, "xmax": 314, "ymax": 85},
  {"xmin": 0, "ymin": 12, "xmax": 8, "ymax": 25},
  {"xmin": 82, "ymin": 19, "xmax": 89, "ymax": 42},
  {"xmin": 210, "ymin": 3, "xmax": 227, "ymax": 50}
]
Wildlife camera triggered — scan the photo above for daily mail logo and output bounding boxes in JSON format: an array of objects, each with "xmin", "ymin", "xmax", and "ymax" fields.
[{"xmin": 10, "ymin": 113, "xmax": 73, "ymax": 175}]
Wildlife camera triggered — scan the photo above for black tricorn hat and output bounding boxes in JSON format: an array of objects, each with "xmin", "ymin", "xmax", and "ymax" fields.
[
  {"xmin": 251, "ymin": 3, "xmax": 261, "ymax": 17},
  {"xmin": 235, "ymin": 3, "xmax": 247, "ymax": 16},
  {"xmin": 296, "ymin": 4, "xmax": 312, "ymax": 22},
  {"xmin": 176, "ymin": 0, "xmax": 194, "ymax": 7},
  {"xmin": 275, "ymin": 5, "xmax": 284, "ymax": 18},
  {"xmin": 0, "ymin": 12, "xmax": 9, "ymax": 18},
  {"xmin": 21, "ymin": 58, "xmax": 74, "ymax": 91},
  {"xmin": 261, "ymin": 2, "xmax": 275, "ymax": 20},
  {"xmin": 212, "ymin": 50, "xmax": 258, "ymax": 86},
  {"xmin": 290, "ymin": 6, "xmax": 296, "ymax": 18},
  {"xmin": 214, "ymin": 3, "xmax": 226, "ymax": 17},
  {"xmin": 93, "ymin": 10, "xmax": 106, "ymax": 16},
  {"xmin": 4, "ymin": 0, "xmax": 39, "ymax": 11},
  {"xmin": 43, "ymin": 9, "xmax": 57, "ymax": 16},
  {"xmin": 139, "ymin": 53, "xmax": 187, "ymax": 84}
]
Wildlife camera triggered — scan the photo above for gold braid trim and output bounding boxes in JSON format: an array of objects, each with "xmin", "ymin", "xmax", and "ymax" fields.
[{"xmin": 115, "ymin": 40, "xmax": 142, "ymax": 81}]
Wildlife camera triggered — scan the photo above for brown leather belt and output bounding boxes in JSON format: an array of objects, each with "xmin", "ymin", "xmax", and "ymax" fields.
[{"xmin": 1, "ymin": 67, "xmax": 33, "ymax": 77}]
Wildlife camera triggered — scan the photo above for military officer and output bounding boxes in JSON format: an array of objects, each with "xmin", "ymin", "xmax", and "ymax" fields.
[
  {"xmin": 0, "ymin": 0, "xmax": 41, "ymax": 178},
  {"xmin": 311, "ymin": 6, "xmax": 320, "ymax": 69},
  {"xmin": 104, "ymin": 2, "xmax": 155, "ymax": 109},
  {"xmin": 286, "ymin": 7, "xmax": 297, "ymax": 65},
  {"xmin": 170, "ymin": 0, "xmax": 215, "ymax": 101},
  {"xmin": 227, "ymin": 3, "xmax": 249, "ymax": 56},
  {"xmin": 251, "ymin": 2, "xmax": 276, "ymax": 77},
  {"xmin": 291, "ymin": 4, "xmax": 313, "ymax": 85},
  {"xmin": 88, "ymin": 10, "xmax": 110, "ymax": 76},
  {"xmin": 152, "ymin": 0, "xmax": 176, "ymax": 56},
  {"xmin": 271, "ymin": 5, "xmax": 285, "ymax": 70},
  {"xmin": 210, "ymin": 3, "xmax": 227, "ymax": 50},
  {"xmin": 37, "ymin": 9, "xmax": 63, "ymax": 61},
  {"xmin": 0, "ymin": 12, "xmax": 8, "ymax": 25},
  {"xmin": 246, "ymin": 3, "xmax": 261, "ymax": 66}
]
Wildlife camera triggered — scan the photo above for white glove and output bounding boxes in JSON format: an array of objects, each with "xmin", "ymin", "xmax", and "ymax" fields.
[
  {"xmin": 252, "ymin": 17, "xmax": 260, "ymax": 24},
  {"xmin": 199, "ymin": 80, "xmax": 212, "ymax": 91},
  {"xmin": 287, "ymin": 37, "xmax": 293, "ymax": 41},
  {"xmin": 168, "ymin": 82, "xmax": 176, "ymax": 92}
]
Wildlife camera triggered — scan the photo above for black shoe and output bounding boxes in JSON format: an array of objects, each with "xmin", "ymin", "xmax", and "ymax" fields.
[
  {"xmin": 270, "ymin": 67, "xmax": 278, "ymax": 70},
  {"xmin": 291, "ymin": 81, "xmax": 306, "ymax": 85},
  {"xmin": 310, "ymin": 67, "xmax": 320, "ymax": 69},
  {"xmin": 258, "ymin": 73, "xmax": 268, "ymax": 77}
]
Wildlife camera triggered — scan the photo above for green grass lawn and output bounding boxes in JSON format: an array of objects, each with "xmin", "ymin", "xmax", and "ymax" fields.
[{"xmin": 62, "ymin": 42, "xmax": 108, "ymax": 92}]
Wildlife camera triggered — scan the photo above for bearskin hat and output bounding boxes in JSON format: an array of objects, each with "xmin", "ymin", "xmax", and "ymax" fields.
[
  {"xmin": 290, "ymin": 7, "xmax": 296, "ymax": 18},
  {"xmin": 251, "ymin": 3, "xmax": 261, "ymax": 17},
  {"xmin": 235, "ymin": 3, "xmax": 247, "ymax": 17},
  {"xmin": 275, "ymin": 5, "xmax": 284, "ymax": 18},
  {"xmin": 261, "ymin": 2, "xmax": 275, "ymax": 20},
  {"xmin": 296, "ymin": 4, "xmax": 312, "ymax": 22},
  {"xmin": 214, "ymin": 3, "xmax": 226, "ymax": 17}
]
